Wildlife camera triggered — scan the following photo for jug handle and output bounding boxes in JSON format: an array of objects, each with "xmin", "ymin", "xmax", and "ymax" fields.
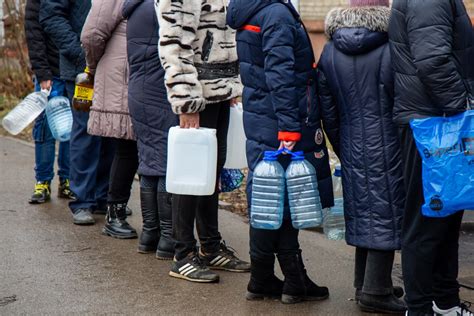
[
  {"xmin": 267, "ymin": 148, "xmax": 295, "ymax": 158},
  {"xmin": 40, "ymin": 88, "xmax": 51, "ymax": 97},
  {"xmin": 277, "ymin": 149, "xmax": 305, "ymax": 160}
]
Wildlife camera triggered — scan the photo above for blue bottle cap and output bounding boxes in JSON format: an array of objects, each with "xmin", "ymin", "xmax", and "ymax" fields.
[
  {"xmin": 334, "ymin": 165, "xmax": 342, "ymax": 177},
  {"xmin": 291, "ymin": 151, "xmax": 305, "ymax": 161},
  {"xmin": 263, "ymin": 151, "xmax": 278, "ymax": 161},
  {"xmin": 50, "ymin": 89, "xmax": 60, "ymax": 98}
]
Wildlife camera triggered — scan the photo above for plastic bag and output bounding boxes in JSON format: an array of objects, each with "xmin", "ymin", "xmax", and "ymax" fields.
[
  {"xmin": 410, "ymin": 110, "xmax": 474, "ymax": 217},
  {"xmin": 220, "ymin": 169, "xmax": 244, "ymax": 193}
]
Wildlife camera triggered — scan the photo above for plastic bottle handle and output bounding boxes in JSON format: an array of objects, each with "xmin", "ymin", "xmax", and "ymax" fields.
[{"xmin": 40, "ymin": 88, "xmax": 51, "ymax": 97}]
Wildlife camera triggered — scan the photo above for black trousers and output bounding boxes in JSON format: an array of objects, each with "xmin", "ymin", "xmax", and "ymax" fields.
[
  {"xmin": 249, "ymin": 220, "xmax": 300, "ymax": 262},
  {"xmin": 172, "ymin": 102, "xmax": 230, "ymax": 260},
  {"xmin": 398, "ymin": 126, "xmax": 463, "ymax": 312},
  {"xmin": 354, "ymin": 248, "xmax": 395, "ymax": 296},
  {"xmin": 107, "ymin": 139, "xmax": 139, "ymax": 204}
]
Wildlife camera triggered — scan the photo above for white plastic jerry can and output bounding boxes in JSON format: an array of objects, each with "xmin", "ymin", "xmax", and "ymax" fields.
[
  {"xmin": 166, "ymin": 126, "xmax": 218, "ymax": 196},
  {"xmin": 224, "ymin": 103, "xmax": 248, "ymax": 169}
]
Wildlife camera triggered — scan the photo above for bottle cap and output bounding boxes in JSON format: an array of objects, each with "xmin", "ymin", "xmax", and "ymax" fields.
[
  {"xmin": 291, "ymin": 151, "xmax": 305, "ymax": 161},
  {"xmin": 334, "ymin": 165, "xmax": 342, "ymax": 177},
  {"xmin": 263, "ymin": 151, "xmax": 278, "ymax": 161},
  {"xmin": 50, "ymin": 89, "xmax": 59, "ymax": 98}
]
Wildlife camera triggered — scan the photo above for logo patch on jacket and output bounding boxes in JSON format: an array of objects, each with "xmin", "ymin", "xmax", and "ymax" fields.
[
  {"xmin": 315, "ymin": 128, "xmax": 324, "ymax": 145},
  {"xmin": 429, "ymin": 195, "xmax": 444, "ymax": 211},
  {"xmin": 314, "ymin": 150, "xmax": 325, "ymax": 159}
]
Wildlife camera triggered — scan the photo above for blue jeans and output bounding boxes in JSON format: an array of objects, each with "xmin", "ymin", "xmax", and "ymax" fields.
[
  {"xmin": 33, "ymin": 79, "xmax": 70, "ymax": 182},
  {"xmin": 65, "ymin": 81, "xmax": 115, "ymax": 213}
]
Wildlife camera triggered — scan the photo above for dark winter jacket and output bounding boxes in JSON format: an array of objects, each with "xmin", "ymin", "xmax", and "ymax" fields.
[
  {"xmin": 227, "ymin": 0, "xmax": 333, "ymax": 210},
  {"xmin": 25, "ymin": 0, "xmax": 60, "ymax": 82},
  {"xmin": 389, "ymin": 0, "xmax": 474, "ymax": 124},
  {"xmin": 318, "ymin": 7, "xmax": 404, "ymax": 251},
  {"xmin": 123, "ymin": 0, "xmax": 178, "ymax": 177},
  {"xmin": 39, "ymin": 0, "xmax": 91, "ymax": 81}
]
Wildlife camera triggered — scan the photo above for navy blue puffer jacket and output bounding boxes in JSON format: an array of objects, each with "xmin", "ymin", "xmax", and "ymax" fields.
[
  {"xmin": 318, "ymin": 7, "xmax": 404, "ymax": 251},
  {"xmin": 39, "ymin": 0, "xmax": 91, "ymax": 81},
  {"xmin": 227, "ymin": 0, "xmax": 333, "ymax": 210},
  {"xmin": 124, "ymin": 0, "xmax": 178, "ymax": 177}
]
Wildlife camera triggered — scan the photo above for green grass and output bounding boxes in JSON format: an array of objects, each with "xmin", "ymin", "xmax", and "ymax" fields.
[{"xmin": 0, "ymin": 94, "xmax": 20, "ymax": 117}]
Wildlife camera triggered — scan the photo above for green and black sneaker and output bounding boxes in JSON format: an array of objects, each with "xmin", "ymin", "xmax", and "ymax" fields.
[
  {"xmin": 29, "ymin": 181, "xmax": 51, "ymax": 204},
  {"xmin": 58, "ymin": 179, "xmax": 76, "ymax": 200}
]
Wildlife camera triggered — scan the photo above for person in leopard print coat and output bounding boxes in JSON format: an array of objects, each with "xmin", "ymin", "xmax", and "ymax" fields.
[
  {"xmin": 156, "ymin": 0, "xmax": 242, "ymax": 115},
  {"xmin": 155, "ymin": 0, "xmax": 249, "ymax": 283}
]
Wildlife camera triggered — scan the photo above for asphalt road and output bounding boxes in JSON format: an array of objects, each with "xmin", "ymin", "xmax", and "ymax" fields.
[{"xmin": 1, "ymin": 136, "xmax": 473, "ymax": 315}]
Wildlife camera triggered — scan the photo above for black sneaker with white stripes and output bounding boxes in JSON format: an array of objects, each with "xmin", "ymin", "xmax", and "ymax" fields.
[
  {"xmin": 169, "ymin": 253, "xmax": 219, "ymax": 283},
  {"xmin": 199, "ymin": 242, "xmax": 251, "ymax": 273}
]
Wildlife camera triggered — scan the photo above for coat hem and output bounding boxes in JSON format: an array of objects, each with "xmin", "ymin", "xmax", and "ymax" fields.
[{"xmin": 87, "ymin": 110, "xmax": 135, "ymax": 140}]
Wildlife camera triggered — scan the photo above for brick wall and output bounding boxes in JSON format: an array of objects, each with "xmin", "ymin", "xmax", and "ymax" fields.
[
  {"xmin": 300, "ymin": 0, "xmax": 474, "ymax": 61},
  {"xmin": 299, "ymin": 0, "xmax": 474, "ymax": 21}
]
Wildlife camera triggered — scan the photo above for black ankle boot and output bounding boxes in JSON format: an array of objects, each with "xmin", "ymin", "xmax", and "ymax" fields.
[
  {"xmin": 156, "ymin": 192, "xmax": 175, "ymax": 260},
  {"xmin": 246, "ymin": 257, "xmax": 283, "ymax": 301},
  {"xmin": 297, "ymin": 253, "xmax": 330, "ymax": 301},
  {"xmin": 278, "ymin": 252, "xmax": 329, "ymax": 304},
  {"xmin": 138, "ymin": 187, "xmax": 159, "ymax": 253},
  {"xmin": 102, "ymin": 203, "xmax": 138, "ymax": 239},
  {"xmin": 359, "ymin": 293, "xmax": 407, "ymax": 314},
  {"xmin": 356, "ymin": 286, "xmax": 404, "ymax": 302}
]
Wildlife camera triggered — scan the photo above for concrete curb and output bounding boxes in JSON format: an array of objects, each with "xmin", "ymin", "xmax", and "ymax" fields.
[
  {"xmin": 2, "ymin": 135, "xmax": 473, "ymax": 231},
  {"xmin": 1, "ymin": 135, "xmax": 141, "ymax": 182},
  {"xmin": 461, "ymin": 222, "xmax": 474, "ymax": 233},
  {"xmin": 2, "ymin": 135, "xmax": 34, "ymax": 148}
]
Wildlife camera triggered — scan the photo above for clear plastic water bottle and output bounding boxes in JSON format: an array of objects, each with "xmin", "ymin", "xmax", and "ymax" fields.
[
  {"xmin": 323, "ymin": 165, "xmax": 346, "ymax": 240},
  {"xmin": 250, "ymin": 151, "xmax": 285, "ymax": 230},
  {"xmin": 333, "ymin": 165, "xmax": 343, "ymax": 198},
  {"xmin": 45, "ymin": 91, "xmax": 73, "ymax": 142},
  {"xmin": 286, "ymin": 151, "xmax": 323, "ymax": 229},
  {"xmin": 2, "ymin": 90, "xmax": 49, "ymax": 135}
]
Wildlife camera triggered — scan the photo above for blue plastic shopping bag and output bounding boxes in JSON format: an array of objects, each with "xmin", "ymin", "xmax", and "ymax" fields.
[
  {"xmin": 220, "ymin": 169, "xmax": 244, "ymax": 193},
  {"xmin": 410, "ymin": 110, "xmax": 474, "ymax": 217}
]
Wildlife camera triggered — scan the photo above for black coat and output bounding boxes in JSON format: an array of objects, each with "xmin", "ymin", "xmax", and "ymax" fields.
[
  {"xmin": 123, "ymin": 0, "xmax": 178, "ymax": 177},
  {"xmin": 39, "ymin": 0, "xmax": 91, "ymax": 81},
  {"xmin": 25, "ymin": 0, "xmax": 60, "ymax": 82},
  {"xmin": 227, "ymin": 0, "xmax": 333, "ymax": 210},
  {"xmin": 318, "ymin": 7, "xmax": 404, "ymax": 251},
  {"xmin": 389, "ymin": 0, "xmax": 474, "ymax": 124}
]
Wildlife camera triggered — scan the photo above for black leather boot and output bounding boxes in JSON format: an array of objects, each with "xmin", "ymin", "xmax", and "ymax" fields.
[
  {"xmin": 102, "ymin": 203, "xmax": 138, "ymax": 239},
  {"xmin": 278, "ymin": 252, "xmax": 329, "ymax": 304},
  {"xmin": 359, "ymin": 293, "xmax": 407, "ymax": 314},
  {"xmin": 355, "ymin": 286, "xmax": 404, "ymax": 302},
  {"xmin": 246, "ymin": 256, "xmax": 283, "ymax": 301},
  {"xmin": 297, "ymin": 252, "xmax": 330, "ymax": 301},
  {"xmin": 138, "ymin": 187, "xmax": 159, "ymax": 253},
  {"xmin": 156, "ymin": 192, "xmax": 175, "ymax": 260}
]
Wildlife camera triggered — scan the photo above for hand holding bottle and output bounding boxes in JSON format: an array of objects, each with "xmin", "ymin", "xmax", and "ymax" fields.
[{"xmin": 279, "ymin": 140, "xmax": 297, "ymax": 153}]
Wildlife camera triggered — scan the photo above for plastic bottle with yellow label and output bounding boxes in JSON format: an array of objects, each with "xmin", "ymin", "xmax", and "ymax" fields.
[{"xmin": 72, "ymin": 67, "xmax": 94, "ymax": 112}]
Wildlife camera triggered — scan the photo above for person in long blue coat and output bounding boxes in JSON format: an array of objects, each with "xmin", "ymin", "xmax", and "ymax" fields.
[
  {"xmin": 123, "ymin": 0, "xmax": 178, "ymax": 259},
  {"xmin": 227, "ymin": 0, "xmax": 332, "ymax": 304},
  {"xmin": 318, "ymin": 0, "xmax": 406, "ymax": 314}
]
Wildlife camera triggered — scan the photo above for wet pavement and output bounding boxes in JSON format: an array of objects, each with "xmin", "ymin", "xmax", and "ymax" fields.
[{"xmin": 1, "ymin": 136, "xmax": 473, "ymax": 315}]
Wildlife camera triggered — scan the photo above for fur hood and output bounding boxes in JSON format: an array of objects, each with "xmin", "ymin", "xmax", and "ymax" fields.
[{"xmin": 325, "ymin": 6, "xmax": 391, "ymax": 39}]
